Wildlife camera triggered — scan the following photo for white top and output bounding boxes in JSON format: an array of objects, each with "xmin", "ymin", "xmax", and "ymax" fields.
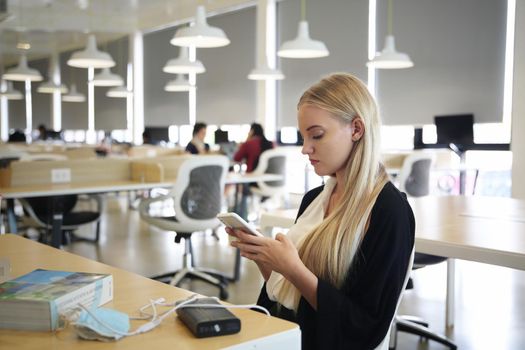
[{"xmin": 266, "ymin": 177, "xmax": 336, "ymax": 310}]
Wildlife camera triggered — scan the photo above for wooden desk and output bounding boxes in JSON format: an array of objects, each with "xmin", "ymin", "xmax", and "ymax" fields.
[
  {"xmin": 0, "ymin": 234, "xmax": 300, "ymax": 350},
  {"xmin": 0, "ymin": 180, "xmax": 173, "ymax": 248},
  {"xmin": 0, "ymin": 173, "xmax": 280, "ymax": 243},
  {"xmin": 408, "ymin": 195, "xmax": 525, "ymax": 270},
  {"xmin": 0, "ymin": 173, "xmax": 283, "ymax": 282},
  {"xmin": 259, "ymin": 195, "xmax": 525, "ymax": 328}
]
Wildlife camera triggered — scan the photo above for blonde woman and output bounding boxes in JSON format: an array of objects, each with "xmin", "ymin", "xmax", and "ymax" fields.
[{"xmin": 227, "ymin": 73, "xmax": 415, "ymax": 349}]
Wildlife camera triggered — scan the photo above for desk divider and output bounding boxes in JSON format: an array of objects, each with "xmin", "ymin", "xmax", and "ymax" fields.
[
  {"xmin": 130, "ymin": 155, "xmax": 192, "ymax": 182},
  {"xmin": 0, "ymin": 158, "xmax": 132, "ymax": 187}
]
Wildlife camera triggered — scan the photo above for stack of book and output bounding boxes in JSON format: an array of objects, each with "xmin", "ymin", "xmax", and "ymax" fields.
[{"xmin": 0, "ymin": 269, "xmax": 113, "ymax": 331}]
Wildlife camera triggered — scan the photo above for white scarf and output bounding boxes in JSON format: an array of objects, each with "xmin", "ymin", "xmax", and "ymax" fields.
[{"xmin": 266, "ymin": 177, "xmax": 337, "ymax": 310}]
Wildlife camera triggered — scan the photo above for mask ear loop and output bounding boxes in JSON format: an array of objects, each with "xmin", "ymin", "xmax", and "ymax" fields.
[{"xmin": 69, "ymin": 294, "xmax": 271, "ymax": 340}]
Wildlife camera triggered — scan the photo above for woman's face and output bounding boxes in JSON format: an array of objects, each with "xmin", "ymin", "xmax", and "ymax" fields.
[{"xmin": 298, "ymin": 104, "xmax": 356, "ymax": 177}]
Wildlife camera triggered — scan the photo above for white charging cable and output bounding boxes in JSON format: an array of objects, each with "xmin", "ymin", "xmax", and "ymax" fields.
[{"xmin": 74, "ymin": 295, "xmax": 270, "ymax": 339}]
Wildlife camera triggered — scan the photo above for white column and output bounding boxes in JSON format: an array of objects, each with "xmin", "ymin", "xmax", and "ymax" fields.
[
  {"xmin": 50, "ymin": 52, "xmax": 62, "ymax": 131},
  {"xmin": 126, "ymin": 41, "xmax": 134, "ymax": 143},
  {"xmin": 367, "ymin": 0, "xmax": 377, "ymax": 95},
  {"xmin": 86, "ymin": 67, "xmax": 96, "ymax": 144},
  {"xmin": 255, "ymin": 0, "xmax": 278, "ymax": 141},
  {"xmin": 0, "ymin": 79, "xmax": 8, "ymax": 142},
  {"xmin": 189, "ymin": 47, "xmax": 197, "ymax": 126},
  {"xmin": 264, "ymin": 0, "xmax": 277, "ymax": 141},
  {"xmin": 131, "ymin": 31, "xmax": 144, "ymax": 145},
  {"xmin": 25, "ymin": 80, "xmax": 33, "ymax": 142},
  {"xmin": 512, "ymin": 0, "xmax": 525, "ymax": 199}
]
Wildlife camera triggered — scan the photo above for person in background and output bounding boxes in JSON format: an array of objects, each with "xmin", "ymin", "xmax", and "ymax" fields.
[
  {"xmin": 185, "ymin": 122, "xmax": 210, "ymax": 154},
  {"xmin": 8, "ymin": 129, "xmax": 26, "ymax": 143},
  {"xmin": 37, "ymin": 124, "xmax": 47, "ymax": 141},
  {"xmin": 232, "ymin": 123, "xmax": 275, "ymax": 218},
  {"xmin": 142, "ymin": 130, "xmax": 153, "ymax": 145},
  {"xmin": 233, "ymin": 123, "xmax": 274, "ymax": 173},
  {"xmin": 226, "ymin": 73, "xmax": 415, "ymax": 349}
]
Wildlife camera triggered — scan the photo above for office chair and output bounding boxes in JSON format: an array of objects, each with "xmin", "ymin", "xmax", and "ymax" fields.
[
  {"xmin": 18, "ymin": 194, "xmax": 102, "ymax": 245},
  {"xmin": 138, "ymin": 155, "xmax": 230, "ymax": 299},
  {"xmin": 241, "ymin": 147, "xmax": 294, "ymax": 220},
  {"xmin": 391, "ymin": 152, "xmax": 457, "ymax": 350}
]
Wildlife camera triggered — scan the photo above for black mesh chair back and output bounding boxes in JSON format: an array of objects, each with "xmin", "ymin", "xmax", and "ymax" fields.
[
  {"xmin": 404, "ymin": 158, "xmax": 432, "ymax": 197},
  {"xmin": 181, "ymin": 165, "xmax": 224, "ymax": 220}
]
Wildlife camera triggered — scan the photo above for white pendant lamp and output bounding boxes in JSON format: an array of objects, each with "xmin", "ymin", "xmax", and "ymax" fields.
[
  {"xmin": 92, "ymin": 67, "xmax": 124, "ymax": 87},
  {"xmin": 0, "ymin": 81, "xmax": 24, "ymax": 100},
  {"xmin": 248, "ymin": 64, "xmax": 284, "ymax": 80},
  {"xmin": 278, "ymin": 21, "xmax": 329, "ymax": 59},
  {"xmin": 37, "ymin": 81, "xmax": 68, "ymax": 94},
  {"xmin": 38, "ymin": 55, "xmax": 68, "ymax": 94},
  {"xmin": 367, "ymin": 0, "xmax": 413, "ymax": 69},
  {"xmin": 277, "ymin": 0, "xmax": 328, "ymax": 59},
  {"xmin": 106, "ymin": 86, "xmax": 131, "ymax": 98},
  {"xmin": 67, "ymin": 34, "xmax": 116, "ymax": 69},
  {"xmin": 62, "ymin": 84, "xmax": 86, "ymax": 102},
  {"xmin": 3, "ymin": 55, "xmax": 43, "ymax": 82},
  {"xmin": 163, "ymin": 47, "xmax": 206, "ymax": 74},
  {"xmin": 164, "ymin": 75, "xmax": 194, "ymax": 92},
  {"xmin": 170, "ymin": 5, "xmax": 230, "ymax": 48}
]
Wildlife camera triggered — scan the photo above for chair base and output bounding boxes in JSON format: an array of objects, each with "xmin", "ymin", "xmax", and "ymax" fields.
[
  {"xmin": 37, "ymin": 221, "xmax": 101, "ymax": 246},
  {"xmin": 391, "ymin": 316, "xmax": 457, "ymax": 350},
  {"xmin": 152, "ymin": 267, "xmax": 229, "ymax": 300}
]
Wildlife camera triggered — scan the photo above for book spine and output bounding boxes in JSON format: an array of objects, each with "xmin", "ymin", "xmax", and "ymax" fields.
[{"xmin": 49, "ymin": 275, "xmax": 113, "ymax": 330}]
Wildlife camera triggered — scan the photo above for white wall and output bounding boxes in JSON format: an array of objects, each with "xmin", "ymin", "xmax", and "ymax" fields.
[{"xmin": 511, "ymin": 0, "xmax": 525, "ymax": 199}]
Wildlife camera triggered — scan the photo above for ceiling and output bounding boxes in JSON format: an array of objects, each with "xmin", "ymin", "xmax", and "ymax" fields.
[{"xmin": 0, "ymin": 0, "xmax": 255, "ymax": 65}]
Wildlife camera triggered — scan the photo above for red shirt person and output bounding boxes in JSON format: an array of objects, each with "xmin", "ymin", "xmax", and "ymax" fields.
[{"xmin": 234, "ymin": 123, "xmax": 274, "ymax": 172}]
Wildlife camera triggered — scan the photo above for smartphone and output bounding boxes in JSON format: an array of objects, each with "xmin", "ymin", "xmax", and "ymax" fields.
[{"xmin": 217, "ymin": 212, "xmax": 263, "ymax": 237}]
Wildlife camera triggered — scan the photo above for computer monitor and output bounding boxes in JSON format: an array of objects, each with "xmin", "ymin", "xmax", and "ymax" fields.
[
  {"xmin": 434, "ymin": 114, "xmax": 474, "ymax": 145},
  {"xmin": 46, "ymin": 130, "xmax": 63, "ymax": 140},
  {"xmin": 214, "ymin": 129, "xmax": 229, "ymax": 144},
  {"xmin": 277, "ymin": 127, "xmax": 303, "ymax": 146},
  {"xmin": 144, "ymin": 126, "xmax": 170, "ymax": 145}
]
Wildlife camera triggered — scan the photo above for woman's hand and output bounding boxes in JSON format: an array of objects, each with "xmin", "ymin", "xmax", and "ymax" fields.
[
  {"xmin": 225, "ymin": 226, "xmax": 319, "ymax": 309},
  {"xmin": 225, "ymin": 227, "xmax": 303, "ymax": 280}
]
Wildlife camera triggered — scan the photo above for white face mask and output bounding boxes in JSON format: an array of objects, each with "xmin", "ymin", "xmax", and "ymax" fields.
[{"xmin": 74, "ymin": 307, "xmax": 130, "ymax": 341}]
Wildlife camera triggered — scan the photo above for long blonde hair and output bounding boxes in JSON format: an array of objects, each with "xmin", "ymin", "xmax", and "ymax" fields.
[{"xmin": 278, "ymin": 73, "xmax": 389, "ymax": 308}]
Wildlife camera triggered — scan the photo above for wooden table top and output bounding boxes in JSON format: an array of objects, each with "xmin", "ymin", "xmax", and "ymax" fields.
[
  {"xmin": 0, "ymin": 234, "xmax": 299, "ymax": 350},
  {"xmin": 408, "ymin": 195, "xmax": 525, "ymax": 270},
  {"xmin": 259, "ymin": 195, "xmax": 525, "ymax": 271}
]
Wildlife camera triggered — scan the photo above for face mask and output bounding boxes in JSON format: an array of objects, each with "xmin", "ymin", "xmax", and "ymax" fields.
[{"xmin": 74, "ymin": 307, "xmax": 130, "ymax": 342}]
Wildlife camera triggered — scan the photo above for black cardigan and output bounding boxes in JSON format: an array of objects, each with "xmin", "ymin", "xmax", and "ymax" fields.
[{"xmin": 256, "ymin": 182, "xmax": 415, "ymax": 349}]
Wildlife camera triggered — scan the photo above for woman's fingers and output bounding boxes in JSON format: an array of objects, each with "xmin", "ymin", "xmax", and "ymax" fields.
[{"xmin": 231, "ymin": 240, "xmax": 263, "ymax": 254}]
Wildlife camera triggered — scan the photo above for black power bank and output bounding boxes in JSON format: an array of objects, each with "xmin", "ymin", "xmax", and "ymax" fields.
[{"xmin": 176, "ymin": 297, "xmax": 241, "ymax": 338}]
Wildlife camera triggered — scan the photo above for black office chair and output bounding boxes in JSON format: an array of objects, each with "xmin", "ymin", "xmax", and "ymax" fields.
[
  {"xmin": 391, "ymin": 152, "xmax": 457, "ymax": 350},
  {"xmin": 19, "ymin": 194, "xmax": 102, "ymax": 245},
  {"xmin": 139, "ymin": 155, "xmax": 230, "ymax": 299}
]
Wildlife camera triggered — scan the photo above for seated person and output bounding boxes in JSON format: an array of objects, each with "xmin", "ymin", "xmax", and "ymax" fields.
[
  {"xmin": 142, "ymin": 130, "xmax": 153, "ymax": 145},
  {"xmin": 37, "ymin": 124, "xmax": 48, "ymax": 141},
  {"xmin": 226, "ymin": 73, "xmax": 415, "ymax": 349},
  {"xmin": 232, "ymin": 123, "xmax": 275, "ymax": 215},
  {"xmin": 233, "ymin": 123, "xmax": 274, "ymax": 173},
  {"xmin": 8, "ymin": 129, "xmax": 27, "ymax": 143},
  {"xmin": 185, "ymin": 122, "xmax": 210, "ymax": 154}
]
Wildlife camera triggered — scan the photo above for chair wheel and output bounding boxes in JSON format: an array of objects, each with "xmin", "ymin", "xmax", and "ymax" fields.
[{"xmin": 219, "ymin": 285, "xmax": 229, "ymax": 300}]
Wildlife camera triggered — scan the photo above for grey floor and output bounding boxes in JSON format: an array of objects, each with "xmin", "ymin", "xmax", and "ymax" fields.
[{"xmin": 63, "ymin": 194, "xmax": 525, "ymax": 350}]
